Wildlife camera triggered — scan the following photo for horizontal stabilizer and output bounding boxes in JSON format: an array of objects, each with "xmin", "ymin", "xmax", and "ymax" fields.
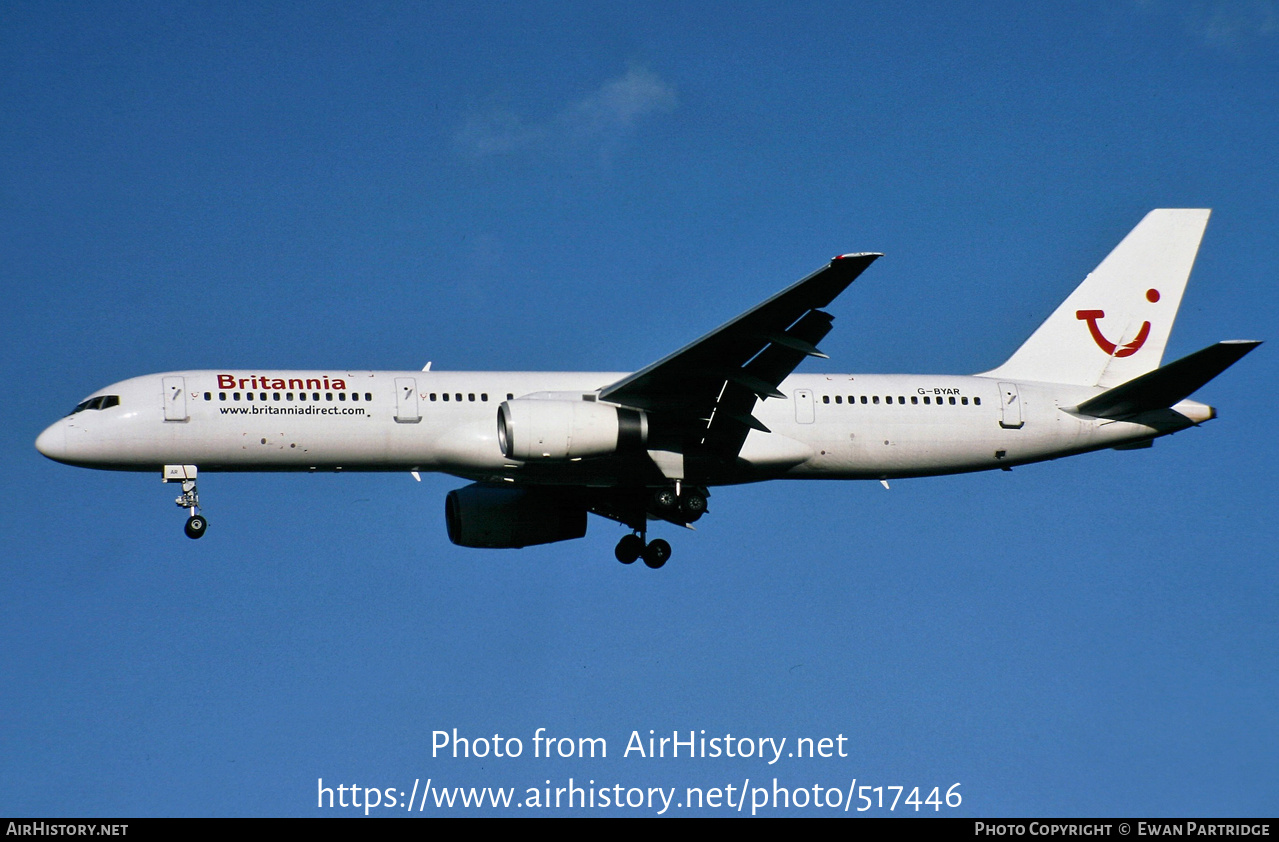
[{"xmin": 1074, "ymin": 340, "xmax": 1260, "ymax": 420}]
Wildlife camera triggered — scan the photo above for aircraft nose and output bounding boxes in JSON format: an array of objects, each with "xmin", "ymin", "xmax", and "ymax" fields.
[{"xmin": 35, "ymin": 422, "xmax": 67, "ymax": 462}]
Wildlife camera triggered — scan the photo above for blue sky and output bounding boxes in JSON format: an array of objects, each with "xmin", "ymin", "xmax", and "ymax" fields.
[{"xmin": 2, "ymin": 1, "xmax": 1275, "ymax": 817}]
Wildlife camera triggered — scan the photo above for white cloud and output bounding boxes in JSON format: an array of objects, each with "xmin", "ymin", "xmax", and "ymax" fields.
[
  {"xmin": 1195, "ymin": 0, "xmax": 1277, "ymax": 50},
  {"xmin": 456, "ymin": 66, "xmax": 677, "ymax": 158},
  {"xmin": 1135, "ymin": 0, "xmax": 1278, "ymax": 51}
]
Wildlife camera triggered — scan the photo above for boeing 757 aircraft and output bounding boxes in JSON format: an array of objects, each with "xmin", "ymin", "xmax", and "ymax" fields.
[{"xmin": 36, "ymin": 210, "xmax": 1258, "ymax": 568}]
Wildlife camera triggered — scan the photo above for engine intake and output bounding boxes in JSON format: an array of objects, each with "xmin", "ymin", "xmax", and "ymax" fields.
[{"xmin": 497, "ymin": 399, "xmax": 647, "ymax": 460}]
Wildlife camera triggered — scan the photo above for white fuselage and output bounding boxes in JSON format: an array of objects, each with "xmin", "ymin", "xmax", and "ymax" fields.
[
  {"xmin": 31, "ymin": 212, "xmax": 1244, "ymax": 558},
  {"xmin": 35, "ymin": 369, "xmax": 1211, "ymax": 485}
]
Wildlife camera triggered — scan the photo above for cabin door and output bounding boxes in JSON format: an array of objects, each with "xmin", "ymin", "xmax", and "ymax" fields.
[
  {"xmin": 998, "ymin": 382, "xmax": 1024, "ymax": 429},
  {"xmin": 162, "ymin": 376, "xmax": 188, "ymax": 421},
  {"xmin": 794, "ymin": 389, "xmax": 815, "ymax": 424},
  {"xmin": 395, "ymin": 377, "xmax": 421, "ymax": 423}
]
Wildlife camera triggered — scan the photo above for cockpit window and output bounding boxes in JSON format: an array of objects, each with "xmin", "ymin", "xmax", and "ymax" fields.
[{"xmin": 69, "ymin": 395, "xmax": 120, "ymax": 415}]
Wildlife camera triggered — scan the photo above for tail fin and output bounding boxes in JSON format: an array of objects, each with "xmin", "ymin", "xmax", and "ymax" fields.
[{"xmin": 981, "ymin": 209, "xmax": 1211, "ymax": 387}]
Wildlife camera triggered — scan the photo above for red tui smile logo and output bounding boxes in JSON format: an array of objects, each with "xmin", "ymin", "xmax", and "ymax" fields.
[{"xmin": 1076, "ymin": 288, "xmax": 1160, "ymax": 357}]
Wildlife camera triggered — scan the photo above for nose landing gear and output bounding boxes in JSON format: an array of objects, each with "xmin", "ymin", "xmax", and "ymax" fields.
[
  {"xmin": 184, "ymin": 513, "xmax": 207, "ymax": 539},
  {"xmin": 165, "ymin": 465, "xmax": 207, "ymax": 540}
]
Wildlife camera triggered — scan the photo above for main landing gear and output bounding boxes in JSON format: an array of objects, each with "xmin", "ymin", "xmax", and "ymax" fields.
[
  {"xmin": 652, "ymin": 486, "xmax": 707, "ymax": 524},
  {"xmin": 612, "ymin": 484, "xmax": 709, "ymax": 569},
  {"xmin": 165, "ymin": 465, "xmax": 207, "ymax": 540},
  {"xmin": 615, "ymin": 533, "xmax": 671, "ymax": 569}
]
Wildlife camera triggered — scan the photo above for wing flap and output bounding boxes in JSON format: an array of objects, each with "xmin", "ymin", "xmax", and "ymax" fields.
[{"xmin": 702, "ymin": 307, "xmax": 837, "ymax": 452}]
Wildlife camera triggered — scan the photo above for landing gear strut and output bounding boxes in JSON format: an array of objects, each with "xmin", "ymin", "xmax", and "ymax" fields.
[{"xmin": 165, "ymin": 465, "xmax": 207, "ymax": 540}]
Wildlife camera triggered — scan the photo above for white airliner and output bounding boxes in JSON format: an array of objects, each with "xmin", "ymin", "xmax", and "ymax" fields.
[{"xmin": 36, "ymin": 209, "xmax": 1258, "ymax": 568}]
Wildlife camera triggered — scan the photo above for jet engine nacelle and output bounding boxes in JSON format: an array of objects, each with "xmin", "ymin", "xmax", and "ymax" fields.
[
  {"xmin": 445, "ymin": 483, "xmax": 587, "ymax": 548},
  {"xmin": 497, "ymin": 399, "xmax": 648, "ymax": 460}
]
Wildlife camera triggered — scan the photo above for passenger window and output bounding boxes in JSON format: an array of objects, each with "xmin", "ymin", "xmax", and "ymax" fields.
[
  {"xmin": 911, "ymin": 396, "xmax": 918, "ymax": 405},
  {"xmin": 468, "ymin": 393, "xmax": 475, "ymax": 402},
  {"xmin": 246, "ymin": 392, "xmax": 253, "ymax": 401},
  {"xmin": 204, "ymin": 392, "xmax": 211, "ymax": 401},
  {"xmin": 974, "ymin": 397, "xmax": 982, "ymax": 406},
  {"xmin": 860, "ymin": 396, "xmax": 867, "ymax": 404},
  {"xmin": 835, "ymin": 395, "xmax": 842, "ymax": 404},
  {"xmin": 273, "ymin": 392, "xmax": 281, "ymax": 401},
  {"xmin": 287, "ymin": 392, "xmax": 294, "ymax": 401},
  {"xmin": 219, "ymin": 392, "xmax": 227, "ymax": 401},
  {"xmin": 299, "ymin": 393, "xmax": 306, "ymax": 401},
  {"xmin": 364, "ymin": 393, "xmax": 372, "ymax": 401},
  {"xmin": 443, "ymin": 393, "xmax": 449, "ymax": 401},
  {"xmin": 872, "ymin": 396, "xmax": 880, "ymax": 405},
  {"xmin": 962, "ymin": 397, "xmax": 969, "ymax": 405},
  {"xmin": 455, "ymin": 393, "xmax": 462, "ymax": 402},
  {"xmin": 924, "ymin": 396, "xmax": 930, "ymax": 405},
  {"xmin": 312, "ymin": 392, "xmax": 320, "ymax": 401},
  {"xmin": 949, "ymin": 396, "xmax": 956, "ymax": 405},
  {"xmin": 481, "ymin": 393, "xmax": 488, "ymax": 402},
  {"xmin": 507, "ymin": 393, "xmax": 514, "ymax": 400},
  {"xmin": 339, "ymin": 392, "xmax": 345, "ymax": 401},
  {"xmin": 885, "ymin": 396, "xmax": 893, "ymax": 404},
  {"xmin": 822, "ymin": 395, "xmax": 830, "ymax": 404}
]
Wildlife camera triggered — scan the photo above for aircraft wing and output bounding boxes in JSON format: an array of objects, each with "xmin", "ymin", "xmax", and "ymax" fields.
[{"xmin": 599, "ymin": 252, "xmax": 880, "ymax": 456}]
